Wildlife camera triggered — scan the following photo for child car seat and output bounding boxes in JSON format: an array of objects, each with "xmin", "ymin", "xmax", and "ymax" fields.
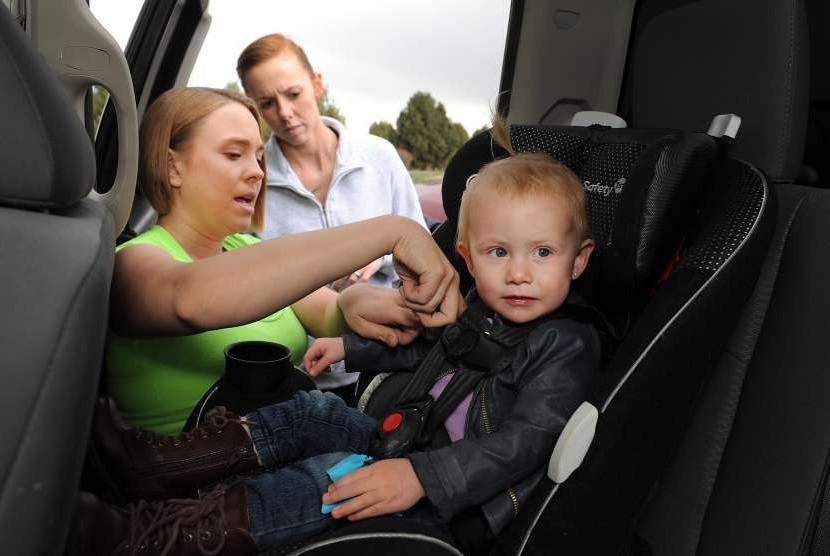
[{"xmin": 262, "ymin": 123, "xmax": 773, "ymax": 555}]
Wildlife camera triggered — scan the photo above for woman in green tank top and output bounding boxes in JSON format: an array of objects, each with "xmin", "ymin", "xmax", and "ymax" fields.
[{"xmin": 107, "ymin": 87, "xmax": 460, "ymax": 433}]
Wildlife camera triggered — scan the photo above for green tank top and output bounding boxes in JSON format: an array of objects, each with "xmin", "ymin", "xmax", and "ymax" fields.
[{"xmin": 106, "ymin": 225, "xmax": 308, "ymax": 434}]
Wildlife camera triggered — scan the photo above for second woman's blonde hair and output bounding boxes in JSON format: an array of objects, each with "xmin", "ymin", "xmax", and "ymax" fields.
[{"xmin": 139, "ymin": 87, "xmax": 267, "ymax": 231}]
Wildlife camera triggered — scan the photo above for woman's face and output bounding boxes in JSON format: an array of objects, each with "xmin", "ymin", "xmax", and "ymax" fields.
[
  {"xmin": 168, "ymin": 102, "xmax": 265, "ymax": 238},
  {"xmin": 243, "ymin": 53, "xmax": 324, "ymax": 148}
]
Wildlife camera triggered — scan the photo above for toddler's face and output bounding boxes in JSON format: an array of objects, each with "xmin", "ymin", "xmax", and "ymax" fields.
[{"xmin": 458, "ymin": 188, "xmax": 593, "ymax": 323}]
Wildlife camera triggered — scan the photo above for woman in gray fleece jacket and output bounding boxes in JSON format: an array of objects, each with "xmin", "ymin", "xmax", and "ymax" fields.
[{"xmin": 237, "ymin": 32, "xmax": 427, "ymax": 292}]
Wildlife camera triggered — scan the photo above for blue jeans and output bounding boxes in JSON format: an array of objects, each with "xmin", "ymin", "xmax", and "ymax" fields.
[{"xmin": 243, "ymin": 391, "xmax": 383, "ymax": 547}]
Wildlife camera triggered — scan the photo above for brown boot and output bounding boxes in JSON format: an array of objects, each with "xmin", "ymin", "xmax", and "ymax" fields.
[
  {"xmin": 75, "ymin": 482, "xmax": 258, "ymax": 555},
  {"xmin": 93, "ymin": 397, "xmax": 260, "ymax": 501}
]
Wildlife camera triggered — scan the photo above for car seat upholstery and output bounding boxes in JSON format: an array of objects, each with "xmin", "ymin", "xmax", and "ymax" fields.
[
  {"xmin": 0, "ymin": 6, "xmax": 115, "ymax": 554},
  {"xmin": 802, "ymin": 0, "xmax": 830, "ymax": 186},
  {"xmin": 261, "ymin": 123, "xmax": 773, "ymax": 555},
  {"xmin": 621, "ymin": 0, "xmax": 810, "ymax": 184},
  {"xmin": 627, "ymin": 1, "xmax": 830, "ymax": 552}
]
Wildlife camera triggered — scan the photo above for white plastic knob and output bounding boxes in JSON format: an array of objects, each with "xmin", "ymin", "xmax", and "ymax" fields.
[{"xmin": 547, "ymin": 401, "xmax": 598, "ymax": 483}]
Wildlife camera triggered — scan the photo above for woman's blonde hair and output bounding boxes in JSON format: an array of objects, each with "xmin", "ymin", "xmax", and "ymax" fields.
[
  {"xmin": 236, "ymin": 33, "xmax": 315, "ymax": 85},
  {"xmin": 139, "ymin": 87, "xmax": 267, "ymax": 231},
  {"xmin": 456, "ymin": 116, "xmax": 588, "ymax": 246}
]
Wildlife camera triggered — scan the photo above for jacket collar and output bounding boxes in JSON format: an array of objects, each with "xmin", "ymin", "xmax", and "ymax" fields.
[
  {"xmin": 264, "ymin": 116, "xmax": 364, "ymax": 196},
  {"xmin": 462, "ymin": 287, "xmax": 589, "ymax": 341}
]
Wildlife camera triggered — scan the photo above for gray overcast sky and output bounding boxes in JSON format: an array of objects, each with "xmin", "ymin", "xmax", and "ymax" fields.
[{"xmin": 91, "ymin": 1, "xmax": 510, "ymax": 134}]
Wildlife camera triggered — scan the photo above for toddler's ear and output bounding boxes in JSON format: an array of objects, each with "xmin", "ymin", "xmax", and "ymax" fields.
[
  {"xmin": 456, "ymin": 242, "xmax": 476, "ymax": 279},
  {"xmin": 571, "ymin": 239, "xmax": 595, "ymax": 280}
]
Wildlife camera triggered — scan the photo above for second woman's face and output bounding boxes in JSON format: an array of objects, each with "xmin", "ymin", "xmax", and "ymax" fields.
[{"xmin": 243, "ymin": 53, "xmax": 324, "ymax": 148}]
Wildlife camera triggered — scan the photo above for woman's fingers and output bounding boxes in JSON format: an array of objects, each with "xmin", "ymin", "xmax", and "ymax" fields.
[
  {"xmin": 339, "ymin": 284, "xmax": 422, "ymax": 345},
  {"xmin": 400, "ymin": 266, "xmax": 460, "ymax": 324},
  {"xmin": 417, "ymin": 282, "xmax": 463, "ymax": 328}
]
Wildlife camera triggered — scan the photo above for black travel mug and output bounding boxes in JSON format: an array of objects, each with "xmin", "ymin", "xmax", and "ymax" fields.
[{"xmin": 183, "ymin": 340, "xmax": 316, "ymax": 431}]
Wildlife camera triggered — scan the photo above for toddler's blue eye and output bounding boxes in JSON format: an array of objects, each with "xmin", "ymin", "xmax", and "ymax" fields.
[
  {"xmin": 492, "ymin": 247, "xmax": 508, "ymax": 257},
  {"xmin": 536, "ymin": 247, "xmax": 551, "ymax": 257}
]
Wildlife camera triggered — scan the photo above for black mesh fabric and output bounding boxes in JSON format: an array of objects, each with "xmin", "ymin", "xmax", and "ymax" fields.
[
  {"xmin": 504, "ymin": 125, "xmax": 719, "ymax": 310},
  {"xmin": 510, "ymin": 126, "xmax": 589, "ymax": 170},
  {"xmin": 439, "ymin": 126, "xmax": 721, "ymax": 312},
  {"xmin": 680, "ymin": 160, "xmax": 766, "ymax": 272},
  {"xmin": 577, "ymin": 141, "xmax": 648, "ymax": 251}
]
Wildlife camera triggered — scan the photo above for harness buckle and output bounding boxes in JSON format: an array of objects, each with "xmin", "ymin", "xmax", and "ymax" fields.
[{"xmin": 368, "ymin": 396, "xmax": 434, "ymax": 460}]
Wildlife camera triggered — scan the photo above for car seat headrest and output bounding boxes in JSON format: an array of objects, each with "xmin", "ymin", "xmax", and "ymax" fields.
[
  {"xmin": 624, "ymin": 0, "xmax": 809, "ymax": 183},
  {"xmin": 0, "ymin": 7, "xmax": 95, "ymax": 210},
  {"xmin": 442, "ymin": 125, "xmax": 719, "ymax": 312}
]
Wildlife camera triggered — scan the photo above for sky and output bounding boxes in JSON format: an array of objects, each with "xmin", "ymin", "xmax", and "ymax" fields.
[{"xmin": 90, "ymin": 0, "xmax": 511, "ymax": 135}]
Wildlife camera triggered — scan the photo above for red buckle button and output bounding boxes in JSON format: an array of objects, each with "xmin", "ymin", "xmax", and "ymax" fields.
[{"xmin": 382, "ymin": 412, "xmax": 403, "ymax": 432}]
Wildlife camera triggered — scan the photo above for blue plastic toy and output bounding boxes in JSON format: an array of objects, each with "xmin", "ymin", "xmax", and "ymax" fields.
[{"xmin": 320, "ymin": 453, "xmax": 373, "ymax": 514}]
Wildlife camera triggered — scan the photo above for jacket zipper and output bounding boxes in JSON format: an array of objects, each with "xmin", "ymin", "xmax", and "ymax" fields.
[
  {"xmin": 435, "ymin": 367, "xmax": 457, "ymax": 383},
  {"xmin": 479, "ymin": 383, "xmax": 521, "ymax": 516}
]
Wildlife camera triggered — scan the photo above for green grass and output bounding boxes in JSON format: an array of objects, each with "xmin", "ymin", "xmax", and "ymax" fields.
[{"xmin": 409, "ymin": 170, "xmax": 444, "ymax": 184}]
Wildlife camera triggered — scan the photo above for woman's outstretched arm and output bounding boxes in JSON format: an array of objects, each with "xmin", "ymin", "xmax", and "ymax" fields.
[{"xmin": 111, "ymin": 215, "xmax": 459, "ymax": 337}]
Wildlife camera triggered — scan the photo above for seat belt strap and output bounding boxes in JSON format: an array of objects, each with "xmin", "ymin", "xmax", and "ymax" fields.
[{"xmin": 421, "ymin": 368, "xmax": 489, "ymax": 442}]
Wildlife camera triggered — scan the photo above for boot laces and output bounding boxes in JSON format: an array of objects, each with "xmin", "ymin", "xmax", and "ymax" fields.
[
  {"xmin": 134, "ymin": 407, "xmax": 238, "ymax": 447},
  {"xmin": 125, "ymin": 484, "xmax": 231, "ymax": 555}
]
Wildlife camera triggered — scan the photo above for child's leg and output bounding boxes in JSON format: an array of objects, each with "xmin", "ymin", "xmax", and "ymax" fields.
[
  {"xmin": 245, "ymin": 390, "xmax": 376, "ymax": 468},
  {"xmin": 244, "ymin": 451, "xmax": 352, "ymax": 548}
]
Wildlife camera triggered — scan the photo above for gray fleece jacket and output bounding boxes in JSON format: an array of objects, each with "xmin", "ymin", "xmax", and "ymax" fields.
[{"xmin": 260, "ymin": 117, "xmax": 427, "ymax": 289}]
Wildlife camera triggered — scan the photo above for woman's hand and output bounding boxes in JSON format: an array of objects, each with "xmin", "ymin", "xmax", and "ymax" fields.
[
  {"xmin": 391, "ymin": 223, "xmax": 461, "ymax": 328},
  {"xmin": 303, "ymin": 337, "xmax": 346, "ymax": 376},
  {"xmin": 338, "ymin": 284, "xmax": 421, "ymax": 346},
  {"xmin": 330, "ymin": 257, "xmax": 385, "ymax": 292},
  {"xmin": 323, "ymin": 458, "xmax": 426, "ymax": 521}
]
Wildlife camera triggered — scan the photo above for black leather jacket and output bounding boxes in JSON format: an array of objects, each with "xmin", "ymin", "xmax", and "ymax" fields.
[{"xmin": 343, "ymin": 292, "xmax": 599, "ymax": 535}]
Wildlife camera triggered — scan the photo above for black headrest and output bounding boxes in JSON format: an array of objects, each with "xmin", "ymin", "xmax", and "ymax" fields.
[
  {"xmin": 624, "ymin": 0, "xmax": 809, "ymax": 183},
  {"xmin": 0, "ymin": 7, "xmax": 95, "ymax": 209},
  {"xmin": 442, "ymin": 125, "xmax": 719, "ymax": 312}
]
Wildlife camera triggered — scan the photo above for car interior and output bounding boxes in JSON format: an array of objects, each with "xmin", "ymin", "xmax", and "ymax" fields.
[{"xmin": 1, "ymin": 0, "xmax": 829, "ymax": 555}]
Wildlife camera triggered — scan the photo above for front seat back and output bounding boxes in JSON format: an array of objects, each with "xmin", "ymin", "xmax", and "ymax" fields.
[
  {"xmin": 0, "ymin": 7, "xmax": 115, "ymax": 553},
  {"xmin": 623, "ymin": 0, "xmax": 810, "ymax": 184}
]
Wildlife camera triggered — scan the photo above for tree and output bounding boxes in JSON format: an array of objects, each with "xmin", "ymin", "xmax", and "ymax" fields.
[
  {"xmin": 473, "ymin": 124, "xmax": 490, "ymax": 137},
  {"xmin": 91, "ymin": 86, "xmax": 109, "ymax": 132},
  {"xmin": 368, "ymin": 120, "xmax": 397, "ymax": 145},
  {"xmin": 448, "ymin": 122, "xmax": 470, "ymax": 155},
  {"xmin": 318, "ymin": 86, "xmax": 346, "ymax": 125},
  {"xmin": 395, "ymin": 91, "xmax": 454, "ymax": 170}
]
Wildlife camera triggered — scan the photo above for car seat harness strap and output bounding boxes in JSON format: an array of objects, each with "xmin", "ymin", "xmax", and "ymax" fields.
[{"xmin": 368, "ymin": 291, "xmax": 602, "ymax": 460}]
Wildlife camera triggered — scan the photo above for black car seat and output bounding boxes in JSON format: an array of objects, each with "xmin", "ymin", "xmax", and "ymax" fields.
[
  {"xmin": 261, "ymin": 120, "xmax": 773, "ymax": 555},
  {"xmin": 0, "ymin": 6, "xmax": 116, "ymax": 554},
  {"xmin": 622, "ymin": 1, "xmax": 830, "ymax": 554}
]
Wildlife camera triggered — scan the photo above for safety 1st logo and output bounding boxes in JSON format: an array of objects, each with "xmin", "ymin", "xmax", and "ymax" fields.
[{"xmin": 583, "ymin": 177, "xmax": 626, "ymax": 197}]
